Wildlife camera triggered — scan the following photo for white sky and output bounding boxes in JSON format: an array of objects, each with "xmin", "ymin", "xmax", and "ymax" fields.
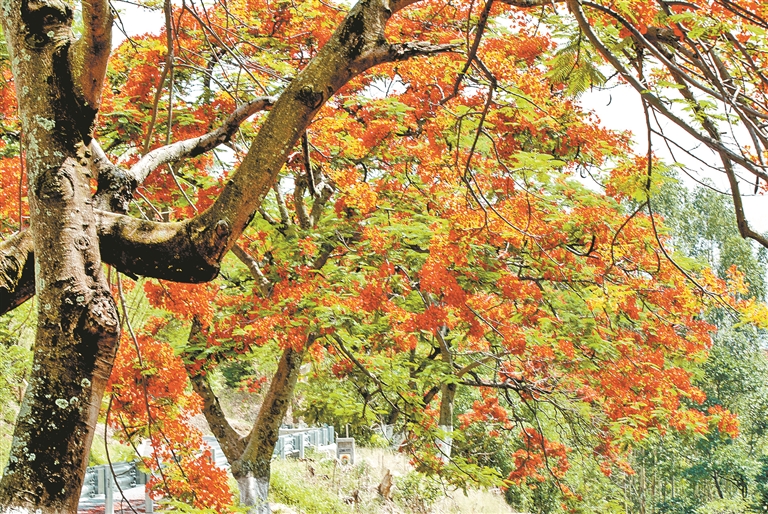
[
  {"xmin": 582, "ymin": 86, "xmax": 767, "ymax": 233},
  {"xmin": 112, "ymin": 3, "xmax": 165, "ymax": 45}
]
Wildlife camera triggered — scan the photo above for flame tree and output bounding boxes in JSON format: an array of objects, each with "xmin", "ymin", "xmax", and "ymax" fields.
[{"xmin": 0, "ymin": 0, "xmax": 767, "ymax": 512}]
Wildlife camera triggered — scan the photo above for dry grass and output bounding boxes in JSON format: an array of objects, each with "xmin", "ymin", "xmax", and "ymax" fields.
[
  {"xmin": 275, "ymin": 448, "xmax": 513, "ymax": 514},
  {"xmin": 431, "ymin": 489, "xmax": 516, "ymax": 514},
  {"xmin": 334, "ymin": 447, "xmax": 515, "ymax": 514}
]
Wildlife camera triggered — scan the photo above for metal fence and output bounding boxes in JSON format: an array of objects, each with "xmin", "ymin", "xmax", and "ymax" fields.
[
  {"xmin": 79, "ymin": 460, "xmax": 152, "ymax": 513},
  {"xmin": 273, "ymin": 425, "xmax": 335, "ymax": 459},
  {"xmin": 79, "ymin": 426, "xmax": 335, "ymax": 513}
]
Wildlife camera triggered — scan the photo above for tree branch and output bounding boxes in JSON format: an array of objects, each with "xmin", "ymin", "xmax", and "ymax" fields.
[
  {"xmin": 498, "ymin": 0, "xmax": 564, "ymax": 5},
  {"xmin": 293, "ymin": 134, "xmax": 313, "ymax": 230},
  {"xmin": 91, "ymin": 96, "xmax": 275, "ymax": 212},
  {"xmin": 723, "ymin": 153, "xmax": 768, "ymax": 247},
  {"xmin": 568, "ymin": 0, "xmax": 768, "ymax": 183},
  {"xmin": 361, "ymin": 41, "xmax": 459, "ymax": 69},
  {"xmin": 1, "ymin": 0, "xmax": 462, "ymax": 309},
  {"xmin": 91, "ymin": 140, "xmax": 137, "ymax": 213},
  {"xmin": 104, "ymin": 0, "xmax": 459, "ymax": 275},
  {"xmin": 0, "ymin": 231, "xmax": 35, "ymax": 316},
  {"xmin": 188, "ymin": 319, "xmax": 248, "ymax": 464},
  {"xmin": 231, "ymin": 244, "xmax": 272, "ymax": 297},
  {"xmin": 69, "ymin": 0, "xmax": 113, "ymax": 110},
  {"xmin": 127, "ymin": 96, "xmax": 276, "ymax": 185},
  {"xmin": 95, "ymin": 212, "xmax": 224, "ymax": 282}
]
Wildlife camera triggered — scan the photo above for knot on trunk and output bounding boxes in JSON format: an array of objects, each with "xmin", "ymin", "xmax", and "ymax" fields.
[
  {"xmin": 37, "ymin": 164, "xmax": 75, "ymax": 201},
  {"xmin": 79, "ymin": 290, "xmax": 119, "ymax": 340},
  {"xmin": 296, "ymin": 85, "xmax": 325, "ymax": 109},
  {"xmin": 95, "ymin": 163, "xmax": 137, "ymax": 213}
]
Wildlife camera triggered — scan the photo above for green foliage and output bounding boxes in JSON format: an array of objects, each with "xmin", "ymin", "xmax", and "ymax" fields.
[
  {"xmin": 0, "ymin": 304, "xmax": 34, "ymax": 466},
  {"xmin": 546, "ymin": 30, "xmax": 607, "ymax": 97},
  {"xmin": 695, "ymin": 498, "xmax": 752, "ymax": 514},
  {"xmin": 297, "ymin": 374, "xmax": 383, "ymax": 442},
  {"xmin": 220, "ymin": 361, "xmax": 256, "ymax": 389},
  {"xmin": 392, "ymin": 471, "xmax": 442, "ymax": 514},
  {"xmin": 157, "ymin": 498, "xmax": 249, "ymax": 513},
  {"xmin": 653, "ymin": 174, "xmax": 767, "ymax": 300},
  {"xmin": 269, "ymin": 458, "xmax": 353, "ymax": 514},
  {"xmin": 88, "ymin": 435, "xmax": 138, "ymax": 466},
  {"xmin": 656, "ymin": 497, "xmax": 696, "ymax": 514},
  {"xmin": 754, "ymin": 456, "xmax": 768, "ymax": 510}
]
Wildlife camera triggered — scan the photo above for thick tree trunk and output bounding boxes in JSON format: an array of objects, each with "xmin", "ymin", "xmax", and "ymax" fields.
[
  {"xmin": 0, "ymin": 1, "xmax": 118, "ymax": 512},
  {"xmin": 0, "ymin": 150, "xmax": 119, "ymax": 513},
  {"xmin": 437, "ymin": 382, "xmax": 456, "ymax": 462},
  {"xmin": 235, "ymin": 475, "xmax": 271, "ymax": 514},
  {"xmin": 0, "ymin": 165, "xmax": 119, "ymax": 510},
  {"xmin": 233, "ymin": 345, "xmax": 307, "ymax": 514},
  {"xmin": 435, "ymin": 329, "xmax": 455, "ymax": 462}
]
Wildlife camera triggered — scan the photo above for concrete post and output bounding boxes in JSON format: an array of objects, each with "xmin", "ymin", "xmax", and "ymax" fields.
[
  {"xmin": 145, "ymin": 486, "xmax": 154, "ymax": 513},
  {"xmin": 105, "ymin": 470, "xmax": 114, "ymax": 514}
]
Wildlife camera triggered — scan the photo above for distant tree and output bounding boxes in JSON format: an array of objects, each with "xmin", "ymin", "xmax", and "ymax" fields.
[{"xmin": 615, "ymin": 175, "xmax": 768, "ymax": 513}]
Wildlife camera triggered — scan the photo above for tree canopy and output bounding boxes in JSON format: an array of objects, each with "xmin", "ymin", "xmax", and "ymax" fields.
[{"xmin": 0, "ymin": 0, "xmax": 767, "ymax": 512}]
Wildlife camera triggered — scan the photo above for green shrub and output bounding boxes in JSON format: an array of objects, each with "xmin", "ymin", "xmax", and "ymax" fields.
[
  {"xmin": 269, "ymin": 459, "xmax": 352, "ymax": 514},
  {"xmin": 393, "ymin": 471, "xmax": 442, "ymax": 514},
  {"xmin": 656, "ymin": 498, "xmax": 697, "ymax": 514},
  {"xmin": 696, "ymin": 498, "xmax": 751, "ymax": 514}
]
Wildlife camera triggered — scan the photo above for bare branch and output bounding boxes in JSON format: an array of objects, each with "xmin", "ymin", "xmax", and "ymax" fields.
[
  {"xmin": 91, "ymin": 140, "xmax": 137, "ymax": 213},
  {"xmin": 273, "ymin": 182, "xmax": 292, "ymax": 226},
  {"xmin": 231, "ymin": 245, "xmax": 272, "ymax": 297},
  {"xmin": 447, "ymin": 0, "xmax": 494, "ymax": 103},
  {"xmin": 309, "ymin": 178, "xmax": 335, "ymax": 227},
  {"xmin": 293, "ymin": 134, "xmax": 313, "ymax": 230},
  {"xmin": 142, "ymin": 0, "xmax": 175, "ymax": 153},
  {"xmin": 128, "ymin": 96, "xmax": 276, "ymax": 185},
  {"xmin": 89, "ymin": 95, "xmax": 275, "ymax": 213}
]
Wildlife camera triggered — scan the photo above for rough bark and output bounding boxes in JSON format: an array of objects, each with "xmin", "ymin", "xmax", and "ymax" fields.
[
  {"xmin": 234, "ymin": 345, "xmax": 307, "ymax": 514},
  {"xmin": 0, "ymin": 0, "xmax": 454, "ymax": 509},
  {"xmin": 0, "ymin": 0, "xmax": 118, "ymax": 510}
]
